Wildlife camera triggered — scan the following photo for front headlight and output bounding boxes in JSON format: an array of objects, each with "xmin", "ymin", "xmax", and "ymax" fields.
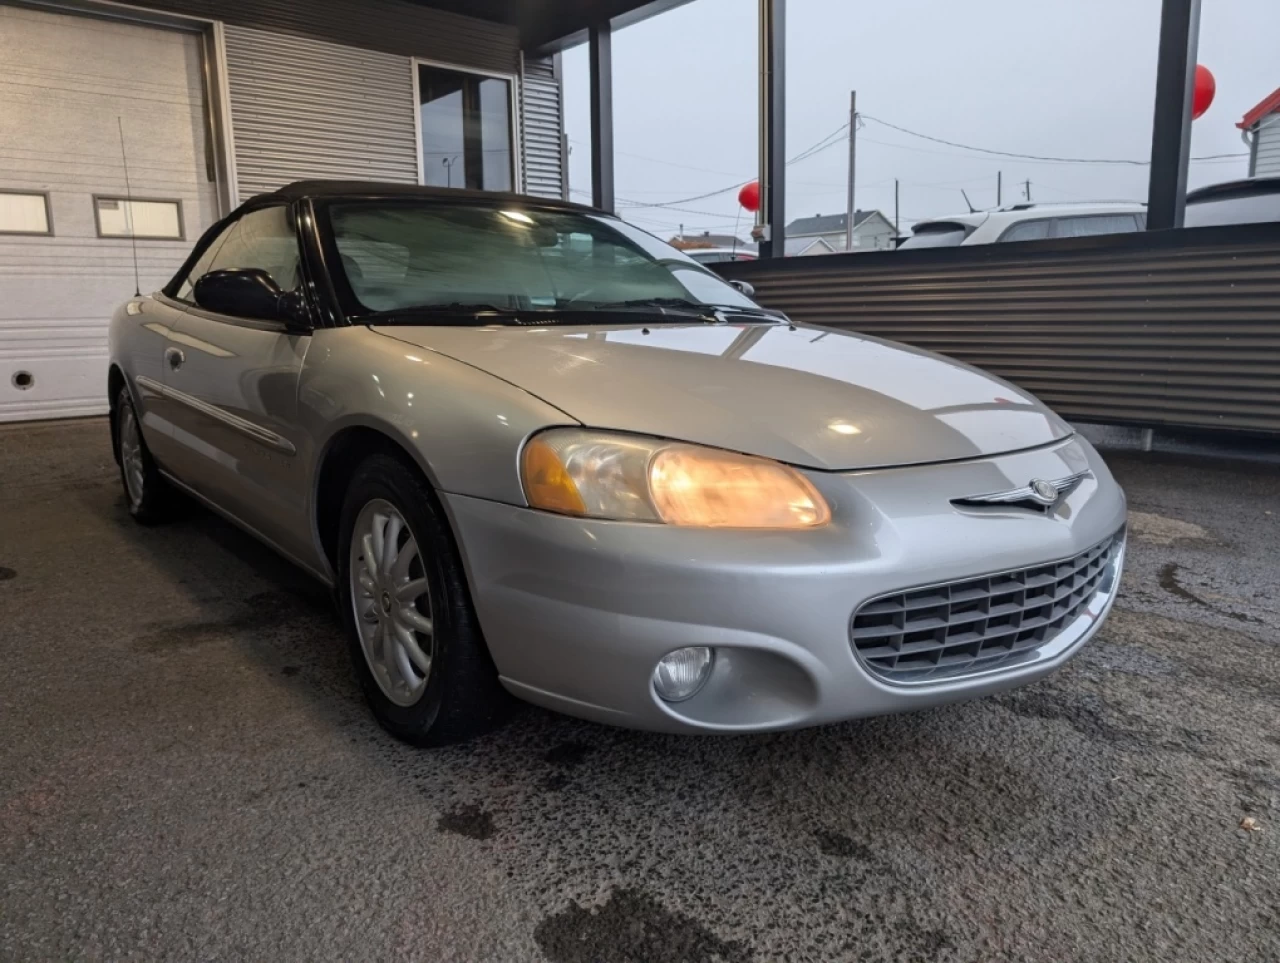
[{"xmin": 521, "ymin": 428, "xmax": 830, "ymax": 529}]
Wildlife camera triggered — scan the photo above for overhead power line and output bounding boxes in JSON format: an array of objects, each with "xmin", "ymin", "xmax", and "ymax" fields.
[
  {"xmin": 576, "ymin": 112, "xmax": 1247, "ymax": 214},
  {"xmin": 618, "ymin": 122, "xmax": 851, "ymax": 210},
  {"xmin": 860, "ymin": 115, "xmax": 1247, "ymax": 166}
]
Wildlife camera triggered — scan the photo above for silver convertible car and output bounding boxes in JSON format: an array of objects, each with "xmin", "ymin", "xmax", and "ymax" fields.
[{"xmin": 108, "ymin": 181, "xmax": 1126, "ymax": 745}]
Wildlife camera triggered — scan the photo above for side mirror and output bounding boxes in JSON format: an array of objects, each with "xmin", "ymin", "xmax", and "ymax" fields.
[
  {"xmin": 193, "ymin": 268, "xmax": 309, "ymax": 329},
  {"xmin": 730, "ymin": 279, "xmax": 756, "ymax": 298}
]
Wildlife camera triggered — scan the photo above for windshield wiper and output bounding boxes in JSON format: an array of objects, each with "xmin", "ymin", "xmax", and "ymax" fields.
[
  {"xmin": 581, "ymin": 298, "xmax": 784, "ymax": 322},
  {"xmin": 356, "ymin": 303, "xmax": 553, "ymax": 324},
  {"xmin": 582, "ymin": 297, "xmax": 714, "ymax": 316}
]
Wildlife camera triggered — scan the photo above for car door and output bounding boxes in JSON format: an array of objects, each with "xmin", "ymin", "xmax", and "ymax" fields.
[
  {"xmin": 163, "ymin": 203, "xmax": 314, "ymax": 562},
  {"xmin": 137, "ymin": 218, "xmax": 237, "ymax": 468}
]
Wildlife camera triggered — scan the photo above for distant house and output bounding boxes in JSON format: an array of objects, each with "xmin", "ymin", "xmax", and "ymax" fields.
[
  {"xmin": 1239, "ymin": 88, "xmax": 1280, "ymax": 177},
  {"xmin": 785, "ymin": 211, "xmax": 896, "ymax": 253},
  {"xmin": 784, "ymin": 236, "xmax": 838, "ymax": 257},
  {"xmin": 671, "ymin": 230, "xmax": 753, "ymax": 251}
]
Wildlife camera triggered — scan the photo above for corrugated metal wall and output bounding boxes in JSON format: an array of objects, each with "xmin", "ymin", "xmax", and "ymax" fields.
[
  {"xmin": 521, "ymin": 56, "xmax": 566, "ymax": 199},
  {"xmin": 224, "ymin": 26, "xmax": 419, "ymax": 199},
  {"xmin": 131, "ymin": 0, "xmax": 563, "ymax": 202},
  {"xmin": 1254, "ymin": 116, "xmax": 1280, "ymax": 177},
  {"xmin": 717, "ymin": 225, "xmax": 1280, "ymax": 435},
  {"xmin": 139, "ymin": 0, "xmax": 519, "ymax": 73}
]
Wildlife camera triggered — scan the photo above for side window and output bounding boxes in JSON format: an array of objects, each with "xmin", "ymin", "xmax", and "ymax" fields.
[
  {"xmin": 203, "ymin": 206, "xmax": 302, "ymax": 292},
  {"xmin": 1053, "ymin": 214, "xmax": 1140, "ymax": 238},
  {"xmin": 174, "ymin": 219, "xmax": 237, "ymax": 302},
  {"xmin": 998, "ymin": 219, "xmax": 1052, "ymax": 243}
]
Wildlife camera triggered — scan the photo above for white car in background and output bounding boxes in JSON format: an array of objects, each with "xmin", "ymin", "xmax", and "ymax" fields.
[
  {"xmin": 684, "ymin": 247, "xmax": 758, "ymax": 264},
  {"xmin": 900, "ymin": 202, "xmax": 1148, "ymax": 249},
  {"xmin": 1184, "ymin": 176, "xmax": 1280, "ymax": 226}
]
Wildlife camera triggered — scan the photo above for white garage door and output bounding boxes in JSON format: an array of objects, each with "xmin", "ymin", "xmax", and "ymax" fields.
[{"xmin": 0, "ymin": 5, "xmax": 220, "ymax": 422}]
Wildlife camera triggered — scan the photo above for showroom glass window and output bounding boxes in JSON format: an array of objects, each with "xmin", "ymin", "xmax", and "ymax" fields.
[{"xmin": 418, "ymin": 64, "xmax": 513, "ymax": 192}]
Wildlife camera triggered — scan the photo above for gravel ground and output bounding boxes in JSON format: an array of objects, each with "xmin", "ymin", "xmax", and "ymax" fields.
[{"xmin": 1, "ymin": 419, "xmax": 1277, "ymax": 963}]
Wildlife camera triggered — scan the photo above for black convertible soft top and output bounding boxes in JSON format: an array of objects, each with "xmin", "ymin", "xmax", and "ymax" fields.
[{"xmin": 265, "ymin": 179, "xmax": 607, "ymax": 217}]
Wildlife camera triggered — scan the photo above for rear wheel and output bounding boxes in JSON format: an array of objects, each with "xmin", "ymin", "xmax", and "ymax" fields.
[
  {"xmin": 336, "ymin": 453, "xmax": 508, "ymax": 745},
  {"xmin": 115, "ymin": 387, "xmax": 179, "ymax": 524}
]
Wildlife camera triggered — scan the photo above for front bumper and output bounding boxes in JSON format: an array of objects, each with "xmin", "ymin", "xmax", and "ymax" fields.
[{"xmin": 444, "ymin": 436, "xmax": 1127, "ymax": 733}]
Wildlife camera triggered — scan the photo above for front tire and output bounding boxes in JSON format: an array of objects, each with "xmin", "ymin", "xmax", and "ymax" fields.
[
  {"xmin": 114, "ymin": 387, "xmax": 179, "ymax": 524},
  {"xmin": 336, "ymin": 453, "xmax": 508, "ymax": 746}
]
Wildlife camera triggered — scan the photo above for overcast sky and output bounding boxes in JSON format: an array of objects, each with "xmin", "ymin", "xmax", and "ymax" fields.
[{"xmin": 562, "ymin": 0, "xmax": 1277, "ymax": 240}]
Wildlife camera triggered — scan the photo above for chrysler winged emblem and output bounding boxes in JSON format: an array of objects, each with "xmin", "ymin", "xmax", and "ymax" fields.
[
  {"xmin": 1029, "ymin": 478, "xmax": 1061, "ymax": 505},
  {"xmin": 953, "ymin": 471, "xmax": 1091, "ymax": 510}
]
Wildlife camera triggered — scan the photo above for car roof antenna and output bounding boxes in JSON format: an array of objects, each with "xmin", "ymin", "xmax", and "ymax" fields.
[
  {"xmin": 960, "ymin": 189, "xmax": 979, "ymax": 215},
  {"xmin": 117, "ymin": 116, "xmax": 142, "ymax": 297}
]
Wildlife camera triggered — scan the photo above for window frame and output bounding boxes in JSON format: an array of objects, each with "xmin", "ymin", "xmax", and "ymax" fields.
[
  {"xmin": 411, "ymin": 56, "xmax": 522, "ymax": 193},
  {"xmin": 163, "ymin": 200, "xmax": 313, "ymax": 330},
  {"xmin": 93, "ymin": 195, "xmax": 186, "ymax": 241},
  {"xmin": 0, "ymin": 189, "xmax": 54, "ymax": 236}
]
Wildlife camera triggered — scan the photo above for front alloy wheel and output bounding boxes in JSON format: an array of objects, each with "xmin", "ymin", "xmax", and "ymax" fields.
[
  {"xmin": 114, "ymin": 386, "xmax": 179, "ymax": 524},
  {"xmin": 335, "ymin": 452, "xmax": 509, "ymax": 745},
  {"xmin": 119, "ymin": 404, "xmax": 146, "ymax": 510},
  {"xmin": 349, "ymin": 499, "xmax": 435, "ymax": 706}
]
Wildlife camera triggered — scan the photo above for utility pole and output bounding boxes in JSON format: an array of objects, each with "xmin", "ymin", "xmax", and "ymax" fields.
[
  {"xmin": 679, "ymin": 223, "xmax": 684, "ymax": 243},
  {"xmin": 757, "ymin": 0, "xmax": 786, "ymax": 258},
  {"xmin": 997, "ymin": 171, "xmax": 1002, "ymax": 207},
  {"xmin": 1024, "ymin": 179, "xmax": 1032, "ymax": 202},
  {"xmin": 844, "ymin": 90, "xmax": 857, "ymax": 252},
  {"xmin": 893, "ymin": 178, "xmax": 900, "ymax": 240}
]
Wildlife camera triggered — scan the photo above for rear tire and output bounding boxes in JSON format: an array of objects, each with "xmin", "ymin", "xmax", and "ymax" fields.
[
  {"xmin": 336, "ymin": 453, "xmax": 509, "ymax": 746},
  {"xmin": 114, "ymin": 387, "xmax": 180, "ymax": 525}
]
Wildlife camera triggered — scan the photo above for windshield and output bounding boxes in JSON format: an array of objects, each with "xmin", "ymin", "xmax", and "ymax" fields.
[{"xmin": 324, "ymin": 201, "xmax": 760, "ymax": 318}]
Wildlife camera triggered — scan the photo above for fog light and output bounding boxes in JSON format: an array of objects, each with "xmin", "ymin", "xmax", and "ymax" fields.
[{"xmin": 653, "ymin": 647, "xmax": 715, "ymax": 702}]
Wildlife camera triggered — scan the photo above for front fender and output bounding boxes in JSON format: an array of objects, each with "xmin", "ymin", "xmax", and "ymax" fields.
[{"xmin": 298, "ymin": 326, "xmax": 579, "ymax": 506}]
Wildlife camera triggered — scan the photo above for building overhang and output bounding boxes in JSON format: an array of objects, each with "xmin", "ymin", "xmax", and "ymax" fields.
[{"xmin": 408, "ymin": 0, "xmax": 695, "ymax": 52}]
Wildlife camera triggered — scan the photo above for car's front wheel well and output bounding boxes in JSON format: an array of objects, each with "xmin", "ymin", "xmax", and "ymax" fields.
[
  {"xmin": 314, "ymin": 427, "xmax": 438, "ymax": 571},
  {"xmin": 107, "ymin": 365, "xmax": 126, "ymax": 464}
]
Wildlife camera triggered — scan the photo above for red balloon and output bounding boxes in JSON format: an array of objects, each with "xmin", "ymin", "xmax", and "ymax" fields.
[
  {"xmin": 738, "ymin": 181, "xmax": 760, "ymax": 213},
  {"xmin": 1192, "ymin": 64, "xmax": 1215, "ymax": 120}
]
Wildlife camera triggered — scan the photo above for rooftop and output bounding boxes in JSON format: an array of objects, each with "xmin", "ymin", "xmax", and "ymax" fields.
[
  {"xmin": 1238, "ymin": 87, "xmax": 1280, "ymax": 130},
  {"xmin": 786, "ymin": 211, "xmax": 881, "ymax": 236},
  {"xmin": 267, "ymin": 180, "xmax": 602, "ymax": 214}
]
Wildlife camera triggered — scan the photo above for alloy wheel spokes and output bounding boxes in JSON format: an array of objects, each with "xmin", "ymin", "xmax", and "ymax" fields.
[
  {"xmin": 348, "ymin": 499, "xmax": 435, "ymax": 707},
  {"xmin": 120, "ymin": 409, "xmax": 145, "ymax": 504}
]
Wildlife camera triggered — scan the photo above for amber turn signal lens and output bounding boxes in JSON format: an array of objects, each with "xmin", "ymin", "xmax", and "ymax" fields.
[{"xmin": 521, "ymin": 436, "xmax": 587, "ymax": 515}]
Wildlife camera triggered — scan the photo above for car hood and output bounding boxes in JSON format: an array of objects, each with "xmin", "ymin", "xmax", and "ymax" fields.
[{"xmin": 372, "ymin": 322, "xmax": 1072, "ymax": 471}]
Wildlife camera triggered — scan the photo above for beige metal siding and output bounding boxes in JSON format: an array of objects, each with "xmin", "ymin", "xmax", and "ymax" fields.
[
  {"xmin": 1254, "ymin": 116, "xmax": 1280, "ymax": 177},
  {"xmin": 521, "ymin": 56, "xmax": 566, "ymax": 199},
  {"xmin": 717, "ymin": 230, "xmax": 1280, "ymax": 435},
  {"xmin": 224, "ymin": 26, "xmax": 418, "ymax": 199},
  {"xmin": 134, "ymin": 0, "xmax": 519, "ymax": 73}
]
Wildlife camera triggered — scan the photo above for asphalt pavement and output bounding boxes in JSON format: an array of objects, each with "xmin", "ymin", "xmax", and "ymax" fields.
[{"xmin": 1, "ymin": 419, "xmax": 1277, "ymax": 962}]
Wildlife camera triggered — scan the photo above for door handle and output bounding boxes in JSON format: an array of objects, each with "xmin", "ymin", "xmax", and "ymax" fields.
[{"xmin": 165, "ymin": 347, "xmax": 185, "ymax": 370}]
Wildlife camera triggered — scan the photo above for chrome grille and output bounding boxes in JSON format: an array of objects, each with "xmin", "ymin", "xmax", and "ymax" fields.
[{"xmin": 851, "ymin": 531, "xmax": 1124, "ymax": 684}]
